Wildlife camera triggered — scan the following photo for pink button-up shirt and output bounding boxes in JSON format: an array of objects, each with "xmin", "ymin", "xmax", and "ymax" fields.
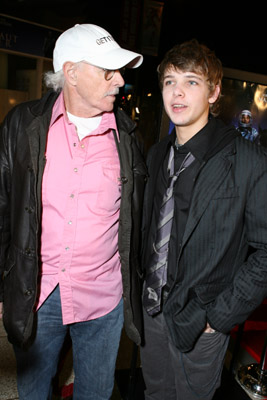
[{"xmin": 36, "ymin": 93, "xmax": 122, "ymax": 324}]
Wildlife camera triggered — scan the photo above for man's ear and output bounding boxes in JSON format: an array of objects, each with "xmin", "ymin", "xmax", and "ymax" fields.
[
  {"xmin": 209, "ymin": 85, "xmax": 220, "ymax": 104},
  {"xmin": 63, "ymin": 62, "xmax": 77, "ymax": 86}
]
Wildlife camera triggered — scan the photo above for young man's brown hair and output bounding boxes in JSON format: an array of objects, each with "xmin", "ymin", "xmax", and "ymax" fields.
[{"xmin": 157, "ymin": 39, "xmax": 223, "ymax": 115}]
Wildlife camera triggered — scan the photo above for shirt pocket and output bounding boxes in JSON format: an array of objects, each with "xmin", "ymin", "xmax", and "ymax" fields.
[{"xmin": 96, "ymin": 163, "xmax": 121, "ymax": 213}]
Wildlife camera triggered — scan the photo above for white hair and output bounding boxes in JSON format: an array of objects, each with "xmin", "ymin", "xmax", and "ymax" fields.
[{"xmin": 44, "ymin": 70, "xmax": 65, "ymax": 92}]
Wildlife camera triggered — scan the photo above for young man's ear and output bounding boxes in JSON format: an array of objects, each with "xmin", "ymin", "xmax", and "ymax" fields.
[
  {"xmin": 209, "ymin": 85, "xmax": 221, "ymax": 105},
  {"xmin": 63, "ymin": 62, "xmax": 77, "ymax": 86}
]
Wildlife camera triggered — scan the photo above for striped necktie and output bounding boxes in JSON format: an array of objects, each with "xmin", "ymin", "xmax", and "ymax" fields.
[{"xmin": 143, "ymin": 146, "xmax": 195, "ymax": 316}]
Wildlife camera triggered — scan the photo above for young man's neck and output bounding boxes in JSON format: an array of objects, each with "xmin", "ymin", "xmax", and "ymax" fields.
[{"xmin": 175, "ymin": 119, "xmax": 209, "ymax": 145}]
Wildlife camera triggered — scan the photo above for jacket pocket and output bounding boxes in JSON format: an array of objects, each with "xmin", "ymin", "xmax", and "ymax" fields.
[
  {"xmin": 212, "ymin": 186, "xmax": 239, "ymax": 200},
  {"xmin": 3, "ymin": 257, "xmax": 15, "ymax": 279},
  {"xmin": 170, "ymin": 297, "xmax": 207, "ymax": 352},
  {"xmin": 194, "ymin": 282, "xmax": 231, "ymax": 305}
]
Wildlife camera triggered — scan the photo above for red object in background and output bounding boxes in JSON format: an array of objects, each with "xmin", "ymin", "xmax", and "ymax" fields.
[{"xmin": 231, "ymin": 299, "xmax": 267, "ymax": 362}]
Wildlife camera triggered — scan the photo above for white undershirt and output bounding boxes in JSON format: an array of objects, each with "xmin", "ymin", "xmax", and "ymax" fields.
[{"xmin": 67, "ymin": 111, "xmax": 102, "ymax": 140}]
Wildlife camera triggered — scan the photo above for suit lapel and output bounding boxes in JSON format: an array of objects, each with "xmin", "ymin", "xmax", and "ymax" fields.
[
  {"xmin": 145, "ymin": 137, "xmax": 172, "ymax": 224},
  {"xmin": 142, "ymin": 137, "xmax": 171, "ymax": 261}
]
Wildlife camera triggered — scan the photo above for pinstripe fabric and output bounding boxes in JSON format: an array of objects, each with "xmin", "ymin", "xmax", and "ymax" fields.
[{"xmin": 142, "ymin": 132, "xmax": 267, "ymax": 352}]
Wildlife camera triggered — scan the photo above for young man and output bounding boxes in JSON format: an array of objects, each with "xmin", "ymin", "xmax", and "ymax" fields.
[
  {"xmin": 140, "ymin": 39, "xmax": 267, "ymax": 400},
  {"xmin": 0, "ymin": 24, "xmax": 147, "ymax": 399}
]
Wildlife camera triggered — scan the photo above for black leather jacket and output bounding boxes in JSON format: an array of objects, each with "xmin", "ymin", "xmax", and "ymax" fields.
[{"xmin": 0, "ymin": 90, "xmax": 147, "ymax": 347}]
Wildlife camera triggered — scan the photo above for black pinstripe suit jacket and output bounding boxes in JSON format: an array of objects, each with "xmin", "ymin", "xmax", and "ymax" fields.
[{"xmin": 141, "ymin": 124, "xmax": 267, "ymax": 352}]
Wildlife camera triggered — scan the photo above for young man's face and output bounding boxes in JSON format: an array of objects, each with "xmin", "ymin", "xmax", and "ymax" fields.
[{"xmin": 162, "ymin": 67, "xmax": 220, "ymax": 139}]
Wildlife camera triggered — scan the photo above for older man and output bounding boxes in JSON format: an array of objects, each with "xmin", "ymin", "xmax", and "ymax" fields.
[{"xmin": 0, "ymin": 24, "xmax": 146, "ymax": 400}]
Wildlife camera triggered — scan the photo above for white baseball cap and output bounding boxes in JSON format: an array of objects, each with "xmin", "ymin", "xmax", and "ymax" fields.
[{"xmin": 53, "ymin": 24, "xmax": 143, "ymax": 72}]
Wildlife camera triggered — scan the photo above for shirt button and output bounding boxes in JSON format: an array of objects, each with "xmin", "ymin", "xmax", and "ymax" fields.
[
  {"xmin": 68, "ymin": 220, "xmax": 72, "ymax": 225},
  {"xmin": 65, "ymin": 246, "xmax": 70, "ymax": 251},
  {"xmin": 62, "ymin": 268, "xmax": 66, "ymax": 272},
  {"xmin": 70, "ymin": 194, "xmax": 74, "ymax": 198},
  {"xmin": 81, "ymin": 144, "xmax": 85, "ymax": 148},
  {"xmin": 74, "ymin": 168, "xmax": 78, "ymax": 172}
]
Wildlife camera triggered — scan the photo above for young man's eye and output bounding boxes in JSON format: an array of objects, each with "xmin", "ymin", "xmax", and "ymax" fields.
[
  {"xmin": 164, "ymin": 80, "xmax": 173, "ymax": 86},
  {"xmin": 188, "ymin": 80, "xmax": 197, "ymax": 86}
]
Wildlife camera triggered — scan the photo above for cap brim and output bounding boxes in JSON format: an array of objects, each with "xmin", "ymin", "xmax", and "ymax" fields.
[{"xmin": 85, "ymin": 47, "xmax": 143, "ymax": 69}]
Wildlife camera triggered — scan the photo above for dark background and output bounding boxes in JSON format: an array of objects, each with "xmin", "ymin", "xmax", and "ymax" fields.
[
  {"xmin": 1, "ymin": 0, "xmax": 265, "ymax": 74},
  {"xmin": 1, "ymin": 0, "xmax": 266, "ymax": 150}
]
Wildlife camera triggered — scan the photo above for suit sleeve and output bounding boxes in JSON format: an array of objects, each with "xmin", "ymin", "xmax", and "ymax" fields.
[{"xmin": 207, "ymin": 153, "xmax": 267, "ymax": 333}]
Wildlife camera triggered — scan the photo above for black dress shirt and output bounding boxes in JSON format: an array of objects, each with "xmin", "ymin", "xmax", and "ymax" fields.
[{"xmin": 152, "ymin": 117, "xmax": 222, "ymax": 289}]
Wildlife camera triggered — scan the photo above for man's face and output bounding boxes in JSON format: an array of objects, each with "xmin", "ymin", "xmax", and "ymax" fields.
[
  {"xmin": 241, "ymin": 114, "xmax": 251, "ymax": 124},
  {"xmin": 69, "ymin": 62, "xmax": 125, "ymax": 117},
  {"xmin": 162, "ymin": 67, "xmax": 219, "ymax": 136}
]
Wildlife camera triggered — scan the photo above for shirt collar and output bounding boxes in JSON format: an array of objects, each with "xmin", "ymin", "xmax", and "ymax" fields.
[
  {"xmin": 50, "ymin": 91, "xmax": 65, "ymax": 127},
  {"xmin": 50, "ymin": 92, "xmax": 118, "ymax": 138},
  {"xmin": 171, "ymin": 117, "xmax": 218, "ymax": 162},
  {"xmin": 185, "ymin": 118, "xmax": 217, "ymax": 162}
]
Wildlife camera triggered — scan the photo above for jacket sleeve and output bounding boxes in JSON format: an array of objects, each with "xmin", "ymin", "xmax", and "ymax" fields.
[
  {"xmin": 207, "ymin": 153, "xmax": 267, "ymax": 332},
  {"xmin": 0, "ymin": 118, "xmax": 12, "ymax": 302}
]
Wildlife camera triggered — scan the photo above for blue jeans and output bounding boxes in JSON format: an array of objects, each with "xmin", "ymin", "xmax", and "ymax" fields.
[{"xmin": 13, "ymin": 285, "xmax": 124, "ymax": 400}]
